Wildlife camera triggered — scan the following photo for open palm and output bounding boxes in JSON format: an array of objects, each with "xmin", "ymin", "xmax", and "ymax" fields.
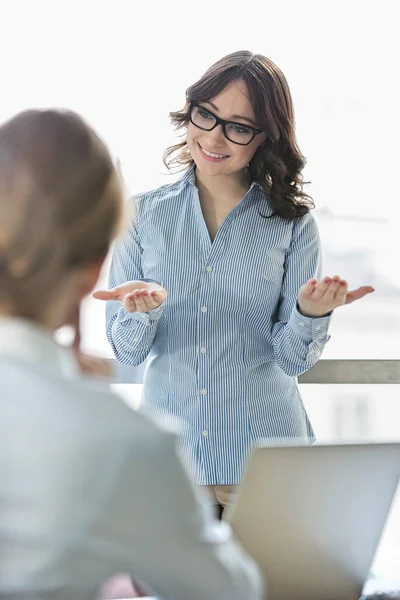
[
  {"xmin": 298, "ymin": 276, "xmax": 374, "ymax": 318},
  {"xmin": 93, "ymin": 280, "xmax": 167, "ymax": 313}
]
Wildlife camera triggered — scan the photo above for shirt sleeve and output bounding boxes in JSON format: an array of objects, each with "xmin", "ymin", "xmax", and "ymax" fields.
[
  {"xmin": 271, "ymin": 212, "xmax": 332, "ymax": 377},
  {"xmin": 106, "ymin": 198, "xmax": 165, "ymax": 366},
  {"xmin": 102, "ymin": 427, "xmax": 265, "ymax": 600}
]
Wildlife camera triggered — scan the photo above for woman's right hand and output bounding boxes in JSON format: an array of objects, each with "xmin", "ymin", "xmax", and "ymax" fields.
[{"xmin": 93, "ymin": 280, "xmax": 167, "ymax": 313}]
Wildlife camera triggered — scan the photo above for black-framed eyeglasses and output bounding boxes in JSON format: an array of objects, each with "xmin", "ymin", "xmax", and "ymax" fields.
[{"xmin": 189, "ymin": 103, "xmax": 263, "ymax": 146}]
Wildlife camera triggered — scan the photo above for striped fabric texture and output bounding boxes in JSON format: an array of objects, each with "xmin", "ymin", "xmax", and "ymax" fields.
[{"xmin": 106, "ymin": 168, "xmax": 332, "ymax": 485}]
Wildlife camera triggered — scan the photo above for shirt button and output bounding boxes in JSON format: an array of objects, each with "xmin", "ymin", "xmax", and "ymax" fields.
[
  {"xmin": 315, "ymin": 325, "xmax": 322, "ymax": 331},
  {"xmin": 201, "ymin": 306, "xmax": 207, "ymax": 313},
  {"xmin": 200, "ymin": 347, "xmax": 206, "ymax": 354},
  {"xmin": 201, "ymin": 388, "xmax": 207, "ymax": 396},
  {"xmin": 202, "ymin": 430, "xmax": 208, "ymax": 437},
  {"xmin": 298, "ymin": 321, "xmax": 305, "ymax": 327},
  {"xmin": 206, "ymin": 266, "xmax": 213, "ymax": 273}
]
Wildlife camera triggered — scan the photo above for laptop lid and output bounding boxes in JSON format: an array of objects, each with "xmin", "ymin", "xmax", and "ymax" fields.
[{"xmin": 227, "ymin": 442, "xmax": 400, "ymax": 600}]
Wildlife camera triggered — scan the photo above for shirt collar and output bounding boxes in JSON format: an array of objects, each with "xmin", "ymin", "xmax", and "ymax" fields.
[
  {"xmin": 179, "ymin": 165, "xmax": 197, "ymax": 186},
  {"xmin": 179, "ymin": 166, "xmax": 274, "ymax": 215},
  {"xmin": 180, "ymin": 165, "xmax": 259, "ymax": 188},
  {"xmin": 0, "ymin": 316, "xmax": 78, "ymax": 378}
]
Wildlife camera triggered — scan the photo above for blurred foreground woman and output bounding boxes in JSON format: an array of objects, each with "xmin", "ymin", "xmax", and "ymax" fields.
[{"xmin": 0, "ymin": 109, "xmax": 263, "ymax": 600}]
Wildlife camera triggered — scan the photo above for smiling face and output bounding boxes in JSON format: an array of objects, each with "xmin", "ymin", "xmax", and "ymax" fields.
[{"xmin": 187, "ymin": 78, "xmax": 266, "ymax": 178}]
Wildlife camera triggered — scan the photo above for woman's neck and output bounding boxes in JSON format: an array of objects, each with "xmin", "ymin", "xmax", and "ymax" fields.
[
  {"xmin": 195, "ymin": 168, "xmax": 252, "ymax": 207},
  {"xmin": 0, "ymin": 297, "xmax": 79, "ymax": 331},
  {"xmin": 194, "ymin": 168, "xmax": 253, "ymax": 241},
  {"xmin": 0, "ymin": 309, "xmax": 54, "ymax": 331},
  {"xmin": 0, "ymin": 303, "xmax": 12, "ymax": 317}
]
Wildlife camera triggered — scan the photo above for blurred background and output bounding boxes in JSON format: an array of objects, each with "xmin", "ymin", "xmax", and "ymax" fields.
[{"xmin": 1, "ymin": 0, "xmax": 398, "ymax": 579}]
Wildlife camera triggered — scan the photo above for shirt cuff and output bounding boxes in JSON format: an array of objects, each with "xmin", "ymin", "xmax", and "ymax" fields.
[
  {"xmin": 117, "ymin": 302, "xmax": 165, "ymax": 326},
  {"xmin": 289, "ymin": 304, "xmax": 332, "ymax": 341}
]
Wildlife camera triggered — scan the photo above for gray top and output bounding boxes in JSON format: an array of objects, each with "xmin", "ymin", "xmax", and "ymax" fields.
[{"xmin": 0, "ymin": 317, "xmax": 263, "ymax": 600}]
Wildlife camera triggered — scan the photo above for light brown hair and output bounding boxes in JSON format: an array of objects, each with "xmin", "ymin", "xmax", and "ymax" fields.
[
  {"xmin": 0, "ymin": 109, "xmax": 124, "ymax": 320},
  {"xmin": 164, "ymin": 50, "xmax": 314, "ymax": 220}
]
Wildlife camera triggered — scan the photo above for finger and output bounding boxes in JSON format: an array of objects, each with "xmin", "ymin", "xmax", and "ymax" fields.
[
  {"xmin": 301, "ymin": 279, "xmax": 318, "ymax": 298},
  {"xmin": 122, "ymin": 294, "xmax": 138, "ymax": 313},
  {"xmin": 70, "ymin": 306, "xmax": 81, "ymax": 354},
  {"xmin": 334, "ymin": 280, "xmax": 348, "ymax": 301},
  {"xmin": 142, "ymin": 295, "xmax": 160, "ymax": 311},
  {"xmin": 312, "ymin": 277, "xmax": 332, "ymax": 300},
  {"xmin": 137, "ymin": 290, "xmax": 158, "ymax": 311},
  {"xmin": 77, "ymin": 355, "xmax": 98, "ymax": 372},
  {"xmin": 151, "ymin": 290, "xmax": 166, "ymax": 304},
  {"xmin": 128, "ymin": 290, "xmax": 148, "ymax": 312},
  {"xmin": 324, "ymin": 276, "xmax": 341, "ymax": 299},
  {"xmin": 72, "ymin": 326, "xmax": 81, "ymax": 354},
  {"xmin": 346, "ymin": 286, "xmax": 375, "ymax": 305},
  {"xmin": 93, "ymin": 289, "xmax": 119, "ymax": 301},
  {"xmin": 78, "ymin": 355, "xmax": 112, "ymax": 378}
]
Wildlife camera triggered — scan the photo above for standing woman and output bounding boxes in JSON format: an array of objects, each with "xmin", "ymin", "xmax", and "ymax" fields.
[{"xmin": 96, "ymin": 51, "xmax": 373, "ymax": 508}]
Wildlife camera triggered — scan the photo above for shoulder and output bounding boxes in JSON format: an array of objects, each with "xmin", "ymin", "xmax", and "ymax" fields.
[
  {"xmin": 130, "ymin": 173, "xmax": 193, "ymax": 217},
  {"xmin": 0, "ymin": 358, "xmax": 174, "ymax": 451},
  {"xmin": 290, "ymin": 210, "xmax": 320, "ymax": 243},
  {"xmin": 64, "ymin": 376, "xmax": 178, "ymax": 451},
  {"xmin": 257, "ymin": 196, "xmax": 319, "ymax": 246}
]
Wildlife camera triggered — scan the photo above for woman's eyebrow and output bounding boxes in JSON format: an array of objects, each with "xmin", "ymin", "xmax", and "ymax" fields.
[{"xmin": 204, "ymin": 100, "xmax": 257, "ymax": 127}]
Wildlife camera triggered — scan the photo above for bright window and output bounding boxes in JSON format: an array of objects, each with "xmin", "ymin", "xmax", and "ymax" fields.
[{"xmin": 2, "ymin": 0, "xmax": 399, "ymax": 577}]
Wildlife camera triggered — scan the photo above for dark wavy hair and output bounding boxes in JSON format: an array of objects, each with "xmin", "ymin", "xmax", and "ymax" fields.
[{"xmin": 163, "ymin": 50, "xmax": 314, "ymax": 220}]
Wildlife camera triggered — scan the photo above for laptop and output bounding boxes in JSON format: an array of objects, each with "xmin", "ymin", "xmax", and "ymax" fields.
[{"xmin": 226, "ymin": 441, "xmax": 400, "ymax": 600}]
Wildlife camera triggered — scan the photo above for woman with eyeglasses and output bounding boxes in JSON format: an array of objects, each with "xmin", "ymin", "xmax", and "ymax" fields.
[{"xmin": 95, "ymin": 51, "xmax": 373, "ymax": 511}]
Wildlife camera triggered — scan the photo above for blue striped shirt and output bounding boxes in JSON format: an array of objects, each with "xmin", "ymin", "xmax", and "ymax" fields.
[{"xmin": 106, "ymin": 168, "xmax": 332, "ymax": 485}]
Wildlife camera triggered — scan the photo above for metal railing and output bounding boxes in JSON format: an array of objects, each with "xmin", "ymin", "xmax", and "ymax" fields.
[{"xmin": 111, "ymin": 359, "xmax": 400, "ymax": 385}]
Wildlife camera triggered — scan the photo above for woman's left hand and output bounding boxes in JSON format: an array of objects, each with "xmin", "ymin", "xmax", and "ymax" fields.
[
  {"xmin": 69, "ymin": 306, "xmax": 113, "ymax": 379},
  {"xmin": 74, "ymin": 350, "xmax": 113, "ymax": 379},
  {"xmin": 297, "ymin": 276, "xmax": 375, "ymax": 318}
]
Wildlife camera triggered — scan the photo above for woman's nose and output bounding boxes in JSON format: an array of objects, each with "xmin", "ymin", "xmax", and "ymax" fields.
[
  {"xmin": 207, "ymin": 125, "xmax": 225, "ymax": 150},
  {"xmin": 206, "ymin": 123, "xmax": 226, "ymax": 145}
]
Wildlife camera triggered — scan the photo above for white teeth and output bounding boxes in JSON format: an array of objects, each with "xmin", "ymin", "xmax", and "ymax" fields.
[{"xmin": 201, "ymin": 146, "xmax": 227, "ymax": 159}]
